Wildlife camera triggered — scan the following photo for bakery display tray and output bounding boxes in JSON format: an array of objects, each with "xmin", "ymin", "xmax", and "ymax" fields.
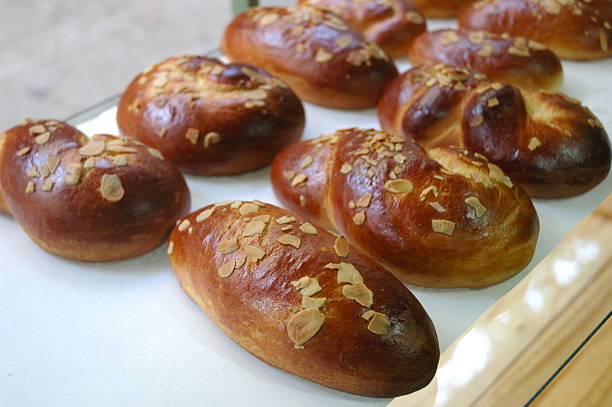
[{"xmin": 2, "ymin": 19, "xmax": 611, "ymax": 407}]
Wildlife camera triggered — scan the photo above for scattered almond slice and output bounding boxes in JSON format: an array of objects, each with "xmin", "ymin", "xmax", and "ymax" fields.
[
  {"xmin": 367, "ymin": 312, "xmax": 389, "ymax": 335},
  {"xmin": 352, "ymin": 211, "xmax": 366, "ymax": 226},
  {"xmin": 287, "ymin": 308, "xmax": 325, "ymax": 347},
  {"xmin": 197, "ymin": 208, "xmax": 215, "ymax": 222},
  {"xmin": 218, "ymin": 260, "xmax": 236, "ymax": 278},
  {"xmin": 167, "ymin": 241, "xmax": 174, "ymax": 255},
  {"xmin": 243, "ymin": 220, "xmax": 266, "ymax": 236},
  {"xmin": 178, "ymin": 219, "xmax": 191, "ymax": 232},
  {"xmin": 278, "ymin": 234, "xmax": 301, "ymax": 248},
  {"xmin": 239, "ymin": 202, "xmax": 260, "ymax": 215},
  {"xmin": 432, "ymin": 219, "xmax": 456, "ymax": 236},
  {"xmin": 340, "ymin": 163, "xmax": 352, "ymax": 174},
  {"xmin": 277, "ymin": 216, "xmax": 296, "ymax": 224},
  {"xmin": 79, "ymin": 140, "xmax": 106, "ymax": 156},
  {"xmin": 334, "ymin": 236, "xmax": 349, "ymax": 258},
  {"xmin": 217, "ymin": 238, "xmax": 239, "ymax": 254},
  {"xmin": 342, "ymin": 283, "xmax": 373, "ymax": 307},
  {"xmin": 244, "ymin": 245, "xmax": 266, "ymax": 262},
  {"xmin": 300, "ymin": 156, "xmax": 313, "ymax": 169},
  {"xmin": 465, "ymin": 197, "xmax": 488, "ymax": 218},
  {"xmin": 337, "ymin": 262, "xmax": 363, "ymax": 284},
  {"xmin": 302, "ymin": 296, "xmax": 326, "ymax": 309},
  {"xmin": 299, "ymin": 223, "xmax": 317, "ymax": 235},
  {"xmin": 384, "ymin": 179, "xmax": 414, "ymax": 194},
  {"xmin": 324, "ymin": 263, "xmax": 340, "ymax": 270},
  {"xmin": 99, "ymin": 174, "xmax": 124, "ymax": 202},
  {"xmin": 362, "ymin": 310, "xmax": 376, "ymax": 320},
  {"xmin": 356, "ymin": 193, "xmax": 372, "ymax": 208}
]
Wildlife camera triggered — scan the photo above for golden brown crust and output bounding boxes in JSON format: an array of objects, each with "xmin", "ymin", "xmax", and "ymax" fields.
[
  {"xmin": 459, "ymin": 0, "xmax": 612, "ymax": 61},
  {"xmin": 298, "ymin": 0, "xmax": 427, "ymax": 57},
  {"xmin": 412, "ymin": 0, "xmax": 475, "ymax": 18},
  {"xmin": 378, "ymin": 64, "xmax": 611, "ymax": 198},
  {"xmin": 409, "ymin": 29, "xmax": 564, "ymax": 91},
  {"xmin": 168, "ymin": 201, "xmax": 439, "ymax": 397},
  {"xmin": 221, "ymin": 6, "xmax": 399, "ymax": 110},
  {"xmin": 117, "ymin": 55, "xmax": 305, "ymax": 176},
  {"xmin": 272, "ymin": 128, "xmax": 539, "ymax": 288},
  {"xmin": 0, "ymin": 120, "xmax": 191, "ymax": 262}
]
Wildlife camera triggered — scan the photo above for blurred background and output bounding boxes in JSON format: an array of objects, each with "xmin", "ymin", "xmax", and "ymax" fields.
[{"xmin": 1, "ymin": 0, "xmax": 289, "ymax": 130}]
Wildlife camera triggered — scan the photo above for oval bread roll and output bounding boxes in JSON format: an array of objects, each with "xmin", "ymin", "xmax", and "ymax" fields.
[
  {"xmin": 221, "ymin": 6, "xmax": 399, "ymax": 110},
  {"xmin": 168, "ymin": 200, "xmax": 439, "ymax": 397}
]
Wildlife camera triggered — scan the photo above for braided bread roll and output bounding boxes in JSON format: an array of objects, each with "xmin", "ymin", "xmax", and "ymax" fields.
[
  {"xmin": 271, "ymin": 128, "xmax": 539, "ymax": 288},
  {"xmin": 411, "ymin": 0, "xmax": 475, "ymax": 18},
  {"xmin": 168, "ymin": 200, "xmax": 439, "ymax": 397},
  {"xmin": 221, "ymin": 6, "xmax": 398, "ymax": 109},
  {"xmin": 459, "ymin": 0, "xmax": 612, "ymax": 60},
  {"xmin": 0, "ymin": 120, "xmax": 190, "ymax": 262},
  {"xmin": 378, "ymin": 64, "xmax": 611, "ymax": 198},
  {"xmin": 298, "ymin": 0, "xmax": 427, "ymax": 57},
  {"xmin": 409, "ymin": 29, "xmax": 563, "ymax": 91},
  {"xmin": 117, "ymin": 56, "xmax": 305, "ymax": 176}
]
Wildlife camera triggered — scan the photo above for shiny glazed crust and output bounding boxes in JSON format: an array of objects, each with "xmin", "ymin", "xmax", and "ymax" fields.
[
  {"xmin": 409, "ymin": 29, "xmax": 564, "ymax": 91},
  {"xmin": 378, "ymin": 64, "xmax": 611, "ymax": 198},
  {"xmin": 298, "ymin": 0, "xmax": 427, "ymax": 57},
  {"xmin": 271, "ymin": 128, "xmax": 539, "ymax": 288},
  {"xmin": 0, "ymin": 120, "xmax": 191, "ymax": 261},
  {"xmin": 412, "ymin": 0, "xmax": 475, "ymax": 18},
  {"xmin": 221, "ymin": 6, "xmax": 399, "ymax": 109},
  {"xmin": 168, "ymin": 201, "xmax": 439, "ymax": 397},
  {"xmin": 459, "ymin": 0, "xmax": 612, "ymax": 60},
  {"xmin": 117, "ymin": 55, "xmax": 305, "ymax": 176}
]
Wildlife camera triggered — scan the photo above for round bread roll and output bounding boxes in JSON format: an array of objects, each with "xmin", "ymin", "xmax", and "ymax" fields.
[
  {"xmin": 271, "ymin": 129, "xmax": 539, "ymax": 288},
  {"xmin": 298, "ymin": 0, "xmax": 427, "ymax": 57},
  {"xmin": 117, "ymin": 55, "xmax": 305, "ymax": 176},
  {"xmin": 169, "ymin": 200, "xmax": 439, "ymax": 397},
  {"xmin": 378, "ymin": 64, "xmax": 611, "ymax": 199},
  {"xmin": 412, "ymin": 0, "xmax": 475, "ymax": 18},
  {"xmin": 0, "ymin": 120, "xmax": 191, "ymax": 262},
  {"xmin": 409, "ymin": 29, "xmax": 564, "ymax": 91},
  {"xmin": 221, "ymin": 6, "xmax": 398, "ymax": 110},
  {"xmin": 459, "ymin": 0, "xmax": 612, "ymax": 60}
]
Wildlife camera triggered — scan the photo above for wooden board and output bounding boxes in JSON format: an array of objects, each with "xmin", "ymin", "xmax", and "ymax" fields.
[{"xmin": 390, "ymin": 194, "xmax": 612, "ymax": 407}]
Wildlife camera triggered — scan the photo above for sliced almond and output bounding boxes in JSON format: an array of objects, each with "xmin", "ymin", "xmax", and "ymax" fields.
[
  {"xmin": 362, "ymin": 310, "xmax": 376, "ymax": 320},
  {"xmin": 148, "ymin": 148, "xmax": 164, "ymax": 159},
  {"xmin": 244, "ymin": 245, "xmax": 266, "ymax": 262},
  {"xmin": 334, "ymin": 35, "xmax": 352, "ymax": 49},
  {"xmin": 291, "ymin": 173, "xmax": 307, "ymax": 187},
  {"xmin": 315, "ymin": 48, "xmax": 333, "ymax": 63},
  {"xmin": 178, "ymin": 219, "xmax": 191, "ymax": 232},
  {"xmin": 185, "ymin": 128, "xmax": 200, "ymax": 144},
  {"xmin": 465, "ymin": 197, "xmax": 487, "ymax": 217},
  {"xmin": 25, "ymin": 181, "xmax": 36, "ymax": 194},
  {"xmin": 16, "ymin": 147, "xmax": 31, "ymax": 156},
  {"xmin": 340, "ymin": 163, "xmax": 352, "ymax": 174},
  {"xmin": 299, "ymin": 223, "xmax": 318, "ymax": 235},
  {"xmin": 278, "ymin": 234, "xmax": 301, "ymax": 248},
  {"xmin": 528, "ymin": 137, "xmax": 542, "ymax": 151},
  {"xmin": 239, "ymin": 203, "xmax": 260, "ymax": 215},
  {"xmin": 167, "ymin": 241, "xmax": 174, "ymax": 255},
  {"xmin": 384, "ymin": 179, "xmax": 414, "ymax": 194},
  {"xmin": 294, "ymin": 277, "xmax": 322, "ymax": 297},
  {"xmin": 41, "ymin": 180, "xmax": 54, "ymax": 192},
  {"xmin": 47, "ymin": 156, "xmax": 60, "ymax": 173},
  {"xmin": 302, "ymin": 296, "xmax": 326, "ymax": 309},
  {"xmin": 334, "ymin": 236, "xmax": 349, "ymax": 258},
  {"xmin": 342, "ymin": 283, "xmax": 373, "ymax": 307},
  {"xmin": 64, "ymin": 163, "xmax": 83, "ymax": 186},
  {"xmin": 34, "ymin": 132, "xmax": 50, "ymax": 144},
  {"xmin": 367, "ymin": 312, "xmax": 389, "ymax": 335},
  {"xmin": 337, "ymin": 262, "xmax": 363, "ymax": 284},
  {"xmin": 356, "ymin": 193, "xmax": 372, "ymax": 208},
  {"xmin": 276, "ymin": 216, "xmax": 296, "ymax": 224},
  {"xmin": 243, "ymin": 220, "xmax": 266, "ymax": 236},
  {"xmin": 300, "ymin": 156, "xmax": 313, "ymax": 169},
  {"xmin": 197, "ymin": 207, "xmax": 215, "ymax": 222},
  {"xmin": 432, "ymin": 219, "xmax": 456, "ymax": 236},
  {"xmin": 29, "ymin": 124, "xmax": 46, "ymax": 135},
  {"xmin": 287, "ymin": 308, "xmax": 325, "ymax": 347},
  {"xmin": 218, "ymin": 260, "xmax": 236, "ymax": 278},
  {"xmin": 99, "ymin": 174, "xmax": 124, "ymax": 202},
  {"xmin": 217, "ymin": 238, "xmax": 239, "ymax": 254},
  {"xmin": 79, "ymin": 140, "xmax": 106, "ymax": 156},
  {"xmin": 204, "ymin": 132, "xmax": 221, "ymax": 148},
  {"xmin": 352, "ymin": 211, "xmax": 366, "ymax": 226},
  {"xmin": 488, "ymin": 163, "xmax": 513, "ymax": 188}
]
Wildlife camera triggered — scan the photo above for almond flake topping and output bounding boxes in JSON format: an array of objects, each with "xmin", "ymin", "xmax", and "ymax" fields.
[
  {"xmin": 41, "ymin": 180, "xmax": 54, "ymax": 192},
  {"xmin": 470, "ymin": 114, "xmax": 484, "ymax": 127},
  {"xmin": 167, "ymin": 241, "xmax": 174, "ymax": 255},
  {"xmin": 197, "ymin": 208, "xmax": 215, "ymax": 222},
  {"xmin": 528, "ymin": 137, "xmax": 542, "ymax": 151},
  {"xmin": 488, "ymin": 98, "xmax": 500, "ymax": 108},
  {"xmin": 239, "ymin": 203, "xmax": 260, "ymax": 215},
  {"xmin": 29, "ymin": 124, "xmax": 46, "ymax": 135},
  {"xmin": 178, "ymin": 219, "xmax": 191, "ymax": 232},
  {"xmin": 291, "ymin": 276, "xmax": 322, "ymax": 297},
  {"xmin": 148, "ymin": 148, "xmax": 164, "ymax": 159},
  {"xmin": 356, "ymin": 193, "xmax": 372, "ymax": 208},
  {"xmin": 299, "ymin": 223, "xmax": 318, "ymax": 235},
  {"xmin": 302, "ymin": 296, "xmax": 326, "ymax": 309},
  {"xmin": 432, "ymin": 219, "xmax": 456, "ymax": 236},
  {"xmin": 315, "ymin": 48, "xmax": 333, "ymax": 63},
  {"xmin": 367, "ymin": 312, "xmax": 389, "ymax": 335},
  {"xmin": 337, "ymin": 262, "xmax": 363, "ymax": 284},
  {"xmin": 185, "ymin": 128, "xmax": 200, "ymax": 144},
  {"xmin": 278, "ymin": 234, "xmax": 301, "ymax": 248},
  {"xmin": 334, "ymin": 236, "xmax": 349, "ymax": 258},
  {"xmin": 340, "ymin": 163, "xmax": 352, "ymax": 174},
  {"xmin": 252, "ymin": 215, "xmax": 271, "ymax": 223},
  {"xmin": 300, "ymin": 195, "xmax": 307, "ymax": 207},
  {"xmin": 429, "ymin": 202, "xmax": 447, "ymax": 213},
  {"xmin": 393, "ymin": 153, "xmax": 406, "ymax": 164},
  {"xmin": 243, "ymin": 220, "xmax": 266, "ymax": 236},
  {"xmin": 352, "ymin": 211, "xmax": 366, "ymax": 226},
  {"xmin": 244, "ymin": 245, "xmax": 266, "ymax": 262},
  {"xmin": 218, "ymin": 260, "xmax": 236, "ymax": 278},
  {"xmin": 99, "ymin": 174, "xmax": 124, "ymax": 202},
  {"xmin": 64, "ymin": 163, "xmax": 82, "ymax": 186},
  {"xmin": 27, "ymin": 166, "xmax": 40, "ymax": 178},
  {"xmin": 465, "ymin": 197, "xmax": 487, "ymax": 217},
  {"xmin": 300, "ymin": 156, "xmax": 313, "ymax": 169},
  {"xmin": 217, "ymin": 238, "xmax": 239, "ymax": 255},
  {"xmin": 277, "ymin": 216, "xmax": 296, "ymax": 224},
  {"xmin": 113, "ymin": 156, "xmax": 128, "ymax": 166},
  {"xmin": 488, "ymin": 163, "xmax": 513, "ymax": 188},
  {"xmin": 291, "ymin": 173, "xmax": 308, "ymax": 187},
  {"xmin": 342, "ymin": 283, "xmax": 373, "ymax": 307},
  {"xmin": 79, "ymin": 140, "xmax": 106, "ymax": 156},
  {"xmin": 259, "ymin": 13, "xmax": 279, "ymax": 26},
  {"xmin": 334, "ymin": 35, "xmax": 352, "ymax": 49},
  {"xmin": 362, "ymin": 310, "xmax": 376, "ymax": 320},
  {"xmin": 384, "ymin": 179, "xmax": 414, "ymax": 194},
  {"xmin": 17, "ymin": 147, "xmax": 31, "ymax": 156},
  {"xmin": 25, "ymin": 181, "xmax": 35, "ymax": 194},
  {"xmin": 287, "ymin": 308, "xmax": 325, "ymax": 347}
]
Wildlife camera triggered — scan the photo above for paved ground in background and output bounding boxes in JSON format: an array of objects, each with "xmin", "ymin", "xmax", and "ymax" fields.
[{"xmin": 0, "ymin": 0, "xmax": 288, "ymax": 130}]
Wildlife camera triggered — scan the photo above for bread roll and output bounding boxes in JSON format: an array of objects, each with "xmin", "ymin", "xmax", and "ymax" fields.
[
  {"xmin": 0, "ymin": 120, "xmax": 190, "ymax": 261},
  {"xmin": 409, "ymin": 29, "xmax": 563, "ymax": 91},
  {"xmin": 117, "ymin": 55, "xmax": 305, "ymax": 176},
  {"xmin": 298, "ymin": 0, "xmax": 427, "ymax": 57},
  {"xmin": 459, "ymin": 0, "xmax": 612, "ymax": 60},
  {"xmin": 412, "ymin": 0, "xmax": 475, "ymax": 18},
  {"xmin": 168, "ymin": 200, "xmax": 439, "ymax": 397},
  {"xmin": 271, "ymin": 128, "xmax": 539, "ymax": 288},
  {"xmin": 221, "ymin": 6, "xmax": 399, "ymax": 109},
  {"xmin": 378, "ymin": 64, "xmax": 611, "ymax": 198}
]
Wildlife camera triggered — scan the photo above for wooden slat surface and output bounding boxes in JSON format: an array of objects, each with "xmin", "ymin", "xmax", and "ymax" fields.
[{"xmin": 390, "ymin": 194, "xmax": 612, "ymax": 407}]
